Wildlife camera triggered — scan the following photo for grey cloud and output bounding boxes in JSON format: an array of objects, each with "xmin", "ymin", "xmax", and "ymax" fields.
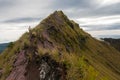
[
  {"xmin": 51, "ymin": 0, "xmax": 96, "ymax": 9},
  {"xmin": 82, "ymin": 23, "xmax": 120, "ymax": 31},
  {"xmin": 0, "ymin": 0, "xmax": 120, "ymax": 39},
  {"xmin": 0, "ymin": 0, "xmax": 15, "ymax": 7},
  {"xmin": 58, "ymin": 1, "xmax": 120, "ymax": 18},
  {"xmin": 0, "ymin": 0, "xmax": 119, "ymax": 20},
  {"xmin": 75, "ymin": 3, "xmax": 120, "ymax": 18},
  {"xmin": 90, "ymin": 3, "xmax": 120, "ymax": 16},
  {"xmin": 107, "ymin": 24, "xmax": 120, "ymax": 30},
  {"xmin": 47, "ymin": 0, "xmax": 99, "ymax": 18},
  {"xmin": 2, "ymin": 17, "xmax": 41, "ymax": 23},
  {"xmin": 96, "ymin": 35, "xmax": 120, "ymax": 39}
]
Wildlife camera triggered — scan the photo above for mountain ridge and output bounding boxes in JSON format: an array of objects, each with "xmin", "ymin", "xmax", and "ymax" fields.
[{"xmin": 0, "ymin": 11, "xmax": 120, "ymax": 80}]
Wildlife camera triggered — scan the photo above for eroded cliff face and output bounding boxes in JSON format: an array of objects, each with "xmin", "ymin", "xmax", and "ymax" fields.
[
  {"xmin": 26, "ymin": 53, "xmax": 66, "ymax": 80},
  {"xmin": 6, "ymin": 50, "xmax": 28, "ymax": 80},
  {"xmin": 5, "ymin": 11, "xmax": 68, "ymax": 80},
  {"xmin": 6, "ymin": 51, "xmax": 66, "ymax": 80},
  {"xmin": 3, "ymin": 10, "xmax": 86, "ymax": 80}
]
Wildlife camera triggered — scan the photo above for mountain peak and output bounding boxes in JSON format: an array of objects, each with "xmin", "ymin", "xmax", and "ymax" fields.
[
  {"xmin": 50, "ymin": 10, "xmax": 66, "ymax": 19},
  {"xmin": 1, "ymin": 11, "xmax": 120, "ymax": 80},
  {"xmin": 41, "ymin": 10, "xmax": 70, "ymax": 26},
  {"xmin": 40, "ymin": 10, "xmax": 80, "ymax": 32},
  {"xmin": 52, "ymin": 10, "xmax": 64, "ymax": 15}
]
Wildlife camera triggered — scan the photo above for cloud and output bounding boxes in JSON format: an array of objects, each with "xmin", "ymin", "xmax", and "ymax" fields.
[
  {"xmin": 50, "ymin": 0, "xmax": 97, "ymax": 9},
  {"xmin": 96, "ymin": 0, "xmax": 120, "ymax": 7},
  {"xmin": 87, "ymin": 30, "xmax": 120, "ymax": 38},
  {"xmin": 81, "ymin": 24, "xmax": 120, "ymax": 31},
  {"xmin": 0, "ymin": 0, "xmax": 16, "ymax": 8},
  {"xmin": 94, "ymin": 3, "xmax": 120, "ymax": 16},
  {"xmin": 0, "ymin": 22, "xmax": 39, "ymax": 30},
  {"xmin": 2, "ymin": 17, "xmax": 41, "ymax": 23},
  {"xmin": 65, "ymin": 1, "xmax": 120, "ymax": 18},
  {"xmin": 77, "ymin": 15, "xmax": 120, "ymax": 25},
  {"xmin": 0, "ymin": 0, "xmax": 120, "ymax": 43},
  {"xmin": 95, "ymin": 35, "xmax": 120, "ymax": 39},
  {"xmin": 0, "ymin": 0, "xmax": 120, "ymax": 20},
  {"xmin": 0, "ymin": 29, "xmax": 26, "ymax": 43},
  {"xmin": 76, "ymin": 15, "xmax": 120, "ymax": 31},
  {"xmin": 0, "ymin": 0, "xmax": 53, "ymax": 21}
]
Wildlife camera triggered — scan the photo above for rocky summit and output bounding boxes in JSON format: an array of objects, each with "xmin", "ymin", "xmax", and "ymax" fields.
[{"xmin": 0, "ymin": 11, "xmax": 120, "ymax": 80}]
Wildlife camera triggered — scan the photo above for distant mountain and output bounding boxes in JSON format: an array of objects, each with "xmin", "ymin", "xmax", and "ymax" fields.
[
  {"xmin": 97, "ymin": 35, "xmax": 120, "ymax": 39},
  {"xmin": 0, "ymin": 11, "xmax": 120, "ymax": 80},
  {"xmin": 102, "ymin": 38, "xmax": 120, "ymax": 52},
  {"xmin": 0, "ymin": 43, "xmax": 9, "ymax": 53}
]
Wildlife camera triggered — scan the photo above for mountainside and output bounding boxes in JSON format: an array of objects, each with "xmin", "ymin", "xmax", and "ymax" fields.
[
  {"xmin": 102, "ymin": 38, "xmax": 120, "ymax": 52},
  {"xmin": 0, "ymin": 43, "xmax": 9, "ymax": 53},
  {"xmin": 0, "ymin": 11, "xmax": 120, "ymax": 80}
]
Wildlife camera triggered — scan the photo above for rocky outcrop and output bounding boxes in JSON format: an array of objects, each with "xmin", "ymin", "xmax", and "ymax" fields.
[
  {"xmin": 6, "ymin": 50, "xmax": 27, "ymax": 80},
  {"xmin": 38, "ymin": 54, "xmax": 66, "ymax": 80},
  {"xmin": 6, "ymin": 50, "xmax": 66, "ymax": 80},
  {"xmin": 26, "ymin": 53, "xmax": 66, "ymax": 80},
  {"xmin": 0, "ymin": 69, "xmax": 3, "ymax": 78}
]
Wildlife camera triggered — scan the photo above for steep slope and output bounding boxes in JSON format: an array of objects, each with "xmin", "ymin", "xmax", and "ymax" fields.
[{"xmin": 0, "ymin": 11, "xmax": 120, "ymax": 80}]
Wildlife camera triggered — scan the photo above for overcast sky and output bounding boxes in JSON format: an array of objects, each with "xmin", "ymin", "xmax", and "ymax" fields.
[{"xmin": 0, "ymin": 0, "xmax": 120, "ymax": 43}]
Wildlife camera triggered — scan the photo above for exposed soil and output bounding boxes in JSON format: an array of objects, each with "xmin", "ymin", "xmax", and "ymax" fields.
[{"xmin": 6, "ymin": 50, "xmax": 66, "ymax": 80}]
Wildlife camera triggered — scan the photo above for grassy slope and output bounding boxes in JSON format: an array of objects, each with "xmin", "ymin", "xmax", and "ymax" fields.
[
  {"xmin": 83, "ymin": 37, "xmax": 120, "ymax": 80},
  {"xmin": 0, "ymin": 11, "xmax": 120, "ymax": 80}
]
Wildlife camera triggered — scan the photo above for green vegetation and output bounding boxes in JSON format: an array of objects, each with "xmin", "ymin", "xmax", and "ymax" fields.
[
  {"xmin": 0, "ymin": 41, "xmax": 20, "ymax": 79},
  {"xmin": 0, "ymin": 11, "xmax": 120, "ymax": 80},
  {"xmin": 37, "ymin": 47, "xmax": 108, "ymax": 80},
  {"xmin": 7, "ymin": 42, "xmax": 14, "ymax": 48}
]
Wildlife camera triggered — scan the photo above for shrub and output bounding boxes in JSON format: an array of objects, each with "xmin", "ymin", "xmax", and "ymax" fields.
[{"xmin": 7, "ymin": 42, "xmax": 14, "ymax": 48}]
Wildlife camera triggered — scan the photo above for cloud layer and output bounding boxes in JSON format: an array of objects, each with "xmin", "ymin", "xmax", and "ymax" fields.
[{"xmin": 0, "ymin": 0, "xmax": 120, "ymax": 43}]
